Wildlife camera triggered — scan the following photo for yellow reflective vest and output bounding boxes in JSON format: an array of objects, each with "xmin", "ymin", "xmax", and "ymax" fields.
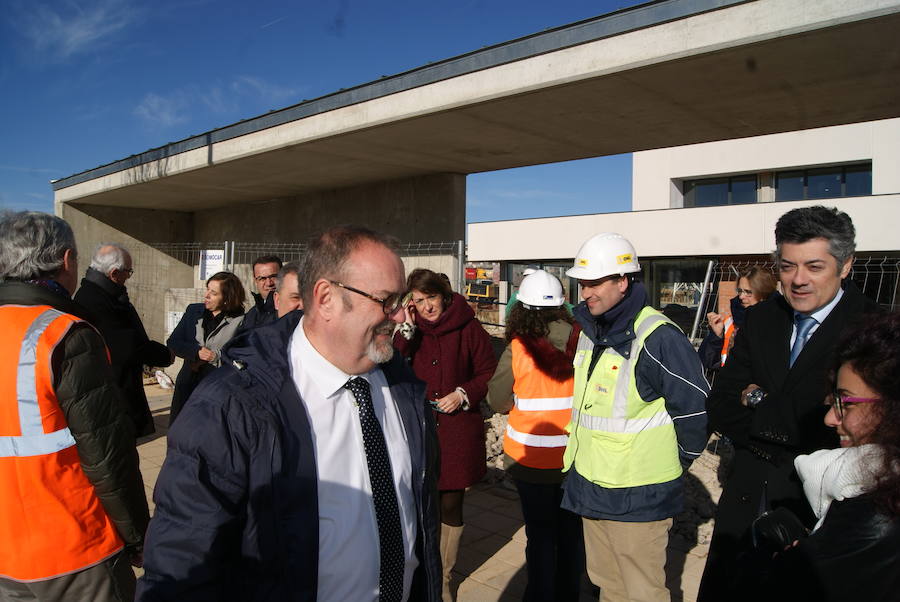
[{"xmin": 562, "ymin": 307, "xmax": 682, "ymax": 488}]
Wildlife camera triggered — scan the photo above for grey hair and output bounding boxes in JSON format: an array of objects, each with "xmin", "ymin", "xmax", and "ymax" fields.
[
  {"xmin": 276, "ymin": 262, "xmax": 300, "ymax": 292},
  {"xmin": 90, "ymin": 243, "xmax": 130, "ymax": 274},
  {"xmin": 0, "ymin": 211, "xmax": 76, "ymax": 281},
  {"xmin": 774, "ymin": 206, "xmax": 856, "ymax": 272}
]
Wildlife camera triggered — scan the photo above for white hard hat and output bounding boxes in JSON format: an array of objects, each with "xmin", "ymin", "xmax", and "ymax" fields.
[
  {"xmin": 517, "ymin": 270, "xmax": 565, "ymax": 308},
  {"xmin": 565, "ymin": 232, "xmax": 641, "ymax": 280}
]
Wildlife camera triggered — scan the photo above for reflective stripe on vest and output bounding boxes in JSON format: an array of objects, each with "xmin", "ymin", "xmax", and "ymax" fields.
[
  {"xmin": 506, "ymin": 424, "xmax": 570, "ymax": 448},
  {"xmin": 512, "ymin": 394, "xmax": 573, "ymax": 412},
  {"xmin": 504, "ymin": 337, "xmax": 574, "ymax": 469},
  {"xmin": 562, "ymin": 307, "xmax": 682, "ymax": 488},
  {"xmin": 0, "ymin": 305, "xmax": 123, "ymax": 582}
]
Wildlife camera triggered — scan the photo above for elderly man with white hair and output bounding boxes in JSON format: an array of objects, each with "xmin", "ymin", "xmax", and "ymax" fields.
[{"xmin": 74, "ymin": 243, "xmax": 173, "ymax": 436}]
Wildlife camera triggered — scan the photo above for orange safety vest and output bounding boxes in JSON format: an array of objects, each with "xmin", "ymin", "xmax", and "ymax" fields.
[
  {"xmin": 504, "ymin": 338, "xmax": 574, "ymax": 470},
  {"xmin": 0, "ymin": 305, "xmax": 123, "ymax": 582},
  {"xmin": 720, "ymin": 317, "xmax": 736, "ymax": 367}
]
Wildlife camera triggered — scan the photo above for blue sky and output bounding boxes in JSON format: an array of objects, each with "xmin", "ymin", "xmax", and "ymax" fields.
[{"xmin": 0, "ymin": 0, "xmax": 637, "ymax": 221}]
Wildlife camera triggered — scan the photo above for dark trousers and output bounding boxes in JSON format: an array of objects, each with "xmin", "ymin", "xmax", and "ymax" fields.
[
  {"xmin": 514, "ymin": 479, "xmax": 585, "ymax": 601},
  {"xmin": 0, "ymin": 552, "xmax": 135, "ymax": 602}
]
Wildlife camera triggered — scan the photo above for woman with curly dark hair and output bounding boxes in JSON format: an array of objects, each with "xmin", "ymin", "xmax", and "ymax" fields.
[
  {"xmin": 487, "ymin": 270, "xmax": 585, "ymax": 601},
  {"xmin": 758, "ymin": 312, "xmax": 900, "ymax": 601}
]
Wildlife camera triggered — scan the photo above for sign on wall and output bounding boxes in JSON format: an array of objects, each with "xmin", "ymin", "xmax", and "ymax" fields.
[{"xmin": 200, "ymin": 249, "xmax": 225, "ymax": 280}]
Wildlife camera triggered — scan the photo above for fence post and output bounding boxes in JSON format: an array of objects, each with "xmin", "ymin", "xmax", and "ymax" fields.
[
  {"xmin": 690, "ymin": 260, "xmax": 715, "ymax": 341},
  {"xmin": 456, "ymin": 239, "xmax": 465, "ymax": 293}
]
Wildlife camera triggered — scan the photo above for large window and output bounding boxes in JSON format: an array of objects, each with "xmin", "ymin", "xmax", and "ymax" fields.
[
  {"xmin": 775, "ymin": 163, "xmax": 872, "ymax": 201},
  {"xmin": 683, "ymin": 174, "xmax": 757, "ymax": 207}
]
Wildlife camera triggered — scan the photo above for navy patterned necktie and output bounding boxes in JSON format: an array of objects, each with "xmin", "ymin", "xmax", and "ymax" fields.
[
  {"xmin": 345, "ymin": 377, "xmax": 404, "ymax": 602},
  {"xmin": 790, "ymin": 314, "xmax": 817, "ymax": 367}
]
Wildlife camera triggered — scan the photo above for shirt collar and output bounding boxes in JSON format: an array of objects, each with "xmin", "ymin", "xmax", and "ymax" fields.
[
  {"xmin": 295, "ymin": 316, "xmax": 373, "ymax": 398},
  {"xmin": 797, "ymin": 286, "xmax": 844, "ymax": 324}
]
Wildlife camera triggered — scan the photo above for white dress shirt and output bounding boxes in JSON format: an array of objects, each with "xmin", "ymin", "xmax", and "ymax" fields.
[{"xmin": 289, "ymin": 317, "xmax": 418, "ymax": 601}]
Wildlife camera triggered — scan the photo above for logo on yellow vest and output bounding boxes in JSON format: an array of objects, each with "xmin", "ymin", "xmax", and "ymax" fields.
[{"xmin": 595, "ymin": 385, "xmax": 608, "ymax": 394}]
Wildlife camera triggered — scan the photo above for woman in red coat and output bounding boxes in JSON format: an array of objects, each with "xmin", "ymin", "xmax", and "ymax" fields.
[{"xmin": 394, "ymin": 269, "xmax": 497, "ymax": 601}]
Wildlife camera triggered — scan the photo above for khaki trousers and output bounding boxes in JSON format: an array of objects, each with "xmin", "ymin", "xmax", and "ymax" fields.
[{"xmin": 582, "ymin": 517, "xmax": 672, "ymax": 602}]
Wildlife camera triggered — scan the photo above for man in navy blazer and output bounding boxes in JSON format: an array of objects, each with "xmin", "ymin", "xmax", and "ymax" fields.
[{"xmin": 138, "ymin": 226, "xmax": 441, "ymax": 601}]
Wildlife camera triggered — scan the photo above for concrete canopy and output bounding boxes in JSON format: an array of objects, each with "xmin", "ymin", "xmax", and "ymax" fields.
[{"xmin": 55, "ymin": 0, "xmax": 900, "ymax": 212}]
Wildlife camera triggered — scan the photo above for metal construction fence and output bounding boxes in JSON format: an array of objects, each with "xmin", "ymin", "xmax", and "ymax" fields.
[{"xmin": 107, "ymin": 239, "xmax": 464, "ymax": 344}]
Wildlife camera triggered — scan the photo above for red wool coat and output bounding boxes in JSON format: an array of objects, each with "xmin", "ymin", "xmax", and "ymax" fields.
[{"xmin": 394, "ymin": 293, "xmax": 497, "ymax": 490}]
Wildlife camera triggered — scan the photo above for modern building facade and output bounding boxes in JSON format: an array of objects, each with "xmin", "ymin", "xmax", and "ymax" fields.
[{"xmin": 467, "ymin": 118, "xmax": 900, "ymax": 333}]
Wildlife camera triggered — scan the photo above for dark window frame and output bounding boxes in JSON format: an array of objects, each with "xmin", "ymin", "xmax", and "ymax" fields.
[
  {"xmin": 774, "ymin": 162, "xmax": 872, "ymax": 201},
  {"xmin": 683, "ymin": 174, "xmax": 758, "ymax": 207}
]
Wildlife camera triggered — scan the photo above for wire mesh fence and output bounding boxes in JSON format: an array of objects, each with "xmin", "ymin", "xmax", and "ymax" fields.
[{"xmin": 94, "ymin": 239, "xmax": 464, "ymax": 344}]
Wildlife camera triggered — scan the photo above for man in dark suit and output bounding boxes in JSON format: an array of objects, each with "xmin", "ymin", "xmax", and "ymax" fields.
[
  {"xmin": 74, "ymin": 243, "xmax": 173, "ymax": 436},
  {"xmin": 698, "ymin": 206, "xmax": 880, "ymax": 600}
]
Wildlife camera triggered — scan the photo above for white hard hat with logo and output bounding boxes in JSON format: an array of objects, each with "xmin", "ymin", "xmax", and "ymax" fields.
[
  {"xmin": 565, "ymin": 232, "xmax": 641, "ymax": 280},
  {"xmin": 517, "ymin": 269, "xmax": 565, "ymax": 308}
]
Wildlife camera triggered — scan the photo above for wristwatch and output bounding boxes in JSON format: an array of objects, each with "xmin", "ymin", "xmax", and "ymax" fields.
[{"xmin": 746, "ymin": 388, "xmax": 766, "ymax": 408}]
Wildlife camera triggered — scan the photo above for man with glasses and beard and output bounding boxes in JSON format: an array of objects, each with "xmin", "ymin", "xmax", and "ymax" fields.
[{"xmin": 138, "ymin": 226, "xmax": 441, "ymax": 602}]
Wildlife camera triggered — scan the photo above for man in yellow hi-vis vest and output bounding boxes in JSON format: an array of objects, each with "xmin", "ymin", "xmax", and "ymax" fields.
[{"xmin": 561, "ymin": 232, "xmax": 709, "ymax": 602}]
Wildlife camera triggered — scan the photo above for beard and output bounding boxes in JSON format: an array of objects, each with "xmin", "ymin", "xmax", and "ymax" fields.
[{"xmin": 365, "ymin": 320, "xmax": 396, "ymax": 364}]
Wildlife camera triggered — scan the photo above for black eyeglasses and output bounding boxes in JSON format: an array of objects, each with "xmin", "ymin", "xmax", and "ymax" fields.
[
  {"xmin": 330, "ymin": 281, "xmax": 410, "ymax": 316},
  {"xmin": 736, "ymin": 287, "xmax": 753, "ymax": 297},
  {"xmin": 828, "ymin": 391, "xmax": 881, "ymax": 420}
]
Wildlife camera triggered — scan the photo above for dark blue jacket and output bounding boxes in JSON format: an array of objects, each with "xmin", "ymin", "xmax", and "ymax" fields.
[
  {"xmin": 237, "ymin": 292, "xmax": 278, "ymax": 334},
  {"xmin": 138, "ymin": 311, "xmax": 442, "ymax": 601}
]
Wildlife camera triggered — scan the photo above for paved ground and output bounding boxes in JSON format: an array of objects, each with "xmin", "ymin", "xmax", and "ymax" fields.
[{"xmin": 137, "ymin": 385, "xmax": 716, "ymax": 601}]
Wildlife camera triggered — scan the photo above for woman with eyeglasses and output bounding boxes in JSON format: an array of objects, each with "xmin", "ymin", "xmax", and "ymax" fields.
[
  {"xmin": 167, "ymin": 271, "xmax": 246, "ymax": 425},
  {"xmin": 699, "ymin": 266, "xmax": 777, "ymax": 370},
  {"xmin": 752, "ymin": 312, "xmax": 900, "ymax": 601},
  {"xmin": 394, "ymin": 268, "xmax": 497, "ymax": 601}
]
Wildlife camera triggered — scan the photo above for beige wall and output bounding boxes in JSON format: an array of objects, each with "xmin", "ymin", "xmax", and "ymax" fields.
[
  {"xmin": 632, "ymin": 118, "xmax": 900, "ymax": 210},
  {"xmin": 467, "ymin": 195, "xmax": 900, "ymax": 262}
]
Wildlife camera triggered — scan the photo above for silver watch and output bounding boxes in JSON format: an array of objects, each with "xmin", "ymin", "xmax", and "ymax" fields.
[{"xmin": 746, "ymin": 388, "xmax": 766, "ymax": 408}]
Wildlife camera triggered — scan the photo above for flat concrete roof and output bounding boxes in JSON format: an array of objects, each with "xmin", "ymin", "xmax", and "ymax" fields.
[{"xmin": 55, "ymin": 0, "xmax": 900, "ymax": 211}]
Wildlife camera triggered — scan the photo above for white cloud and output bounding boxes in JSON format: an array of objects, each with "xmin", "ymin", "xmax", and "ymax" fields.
[
  {"xmin": 230, "ymin": 76, "xmax": 300, "ymax": 106},
  {"xmin": 13, "ymin": 0, "xmax": 141, "ymax": 62},
  {"xmin": 134, "ymin": 92, "xmax": 189, "ymax": 128},
  {"xmin": 138, "ymin": 76, "xmax": 302, "ymax": 128}
]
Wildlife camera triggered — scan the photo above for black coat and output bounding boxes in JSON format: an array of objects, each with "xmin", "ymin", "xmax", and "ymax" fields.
[
  {"xmin": 237, "ymin": 291, "xmax": 277, "ymax": 334},
  {"xmin": 739, "ymin": 496, "xmax": 900, "ymax": 602},
  {"xmin": 74, "ymin": 269, "xmax": 173, "ymax": 436},
  {"xmin": 699, "ymin": 285, "xmax": 880, "ymax": 600}
]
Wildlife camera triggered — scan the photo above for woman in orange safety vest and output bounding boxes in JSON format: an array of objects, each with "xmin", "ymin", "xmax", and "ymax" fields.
[{"xmin": 487, "ymin": 269, "xmax": 585, "ymax": 601}]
